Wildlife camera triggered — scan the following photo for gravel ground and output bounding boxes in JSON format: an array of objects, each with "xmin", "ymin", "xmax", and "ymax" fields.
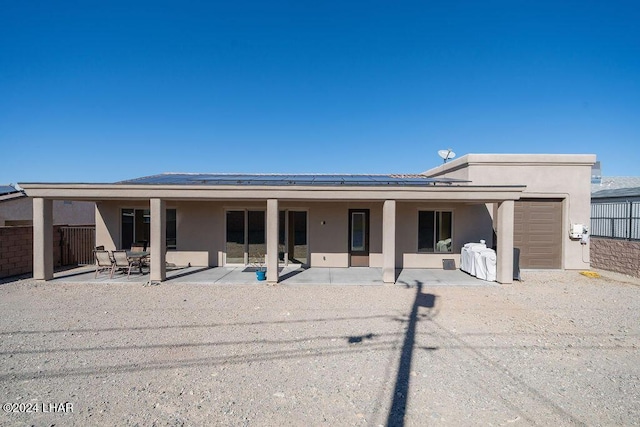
[{"xmin": 0, "ymin": 269, "xmax": 638, "ymax": 426}]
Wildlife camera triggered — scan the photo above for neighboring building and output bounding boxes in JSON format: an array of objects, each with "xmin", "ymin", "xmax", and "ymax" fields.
[
  {"xmin": 590, "ymin": 185, "xmax": 640, "ymax": 277},
  {"xmin": 0, "ymin": 184, "xmax": 95, "ymax": 226},
  {"xmin": 591, "ymin": 176, "xmax": 640, "ymax": 194},
  {"xmin": 591, "ymin": 161, "xmax": 602, "ymax": 185},
  {"xmin": 591, "ymin": 186, "xmax": 640, "ymax": 241},
  {"xmin": 592, "ymin": 187, "xmax": 640, "ymax": 202},
  {"xmin": 20, "ymin": 153, "xmax": 596, "ymax": 284}
]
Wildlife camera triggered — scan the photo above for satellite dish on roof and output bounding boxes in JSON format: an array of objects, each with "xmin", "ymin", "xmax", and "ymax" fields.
[{"xmin": 438, "ymin": 149, "xmax": 456, "ymax": 163}]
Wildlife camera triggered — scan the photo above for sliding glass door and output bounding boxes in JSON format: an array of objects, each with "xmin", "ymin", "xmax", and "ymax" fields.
[
  {"xmin": 247, "ymin": 211, "xmax": 266, "ymax": 262},
  {"xmin": 289, "ymin": 211, "xmax": 307, "ymax": 265},
  {"xmin": 226, "ymin": 209, "xmax": 307, "ymax": 266},
  {"xmin": 225, "ymin": 210, "xmax": 266, "ymax": 265},
  {"xmin": 278, "ymin": 210, "xmax": 308, "ymax": 266},
  {"xmin": 226, "ymin": 211, "xmax": 245, "ymax": 264}
]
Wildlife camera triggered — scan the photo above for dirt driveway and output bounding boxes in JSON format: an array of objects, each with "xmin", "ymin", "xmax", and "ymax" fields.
[{"xmin": 0, "ymin": 270, "xmax": 638, "ymax": 426}]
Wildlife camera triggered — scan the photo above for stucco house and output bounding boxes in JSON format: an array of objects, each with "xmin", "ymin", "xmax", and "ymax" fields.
[{"xmin": 20, "ymin": 153, "xmax": 595, "ymax": 285}]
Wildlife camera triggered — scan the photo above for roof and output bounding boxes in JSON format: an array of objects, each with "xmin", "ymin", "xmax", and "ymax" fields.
[
  {"xmin": 0, "ymin": 185, "xmax": 21, "ymax": 196},
  {"xmin": 591, "ymin": 177, "xmax": 640, "ymax": 194},
  {"xmin": 0, "ymin": 185, "xmax": 26, "ymax": 203},
  {"xmin": 20, "ymin": 172, "xmax": 526, "ymax": 203},
  {"xmin": 117, "ymin": 173, "xmax": 469, "ymax": 187},
  {"xmin": 591, "ymin": 186, "xmax": 640, "ymax": 200}
]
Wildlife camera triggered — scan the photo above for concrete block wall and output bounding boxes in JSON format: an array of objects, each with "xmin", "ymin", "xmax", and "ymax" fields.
[
  {"xmin": 0, "ymin": 226, "xmax": 63, "ymax": 279},
  {"xmin": 590, "ymin": 237, "xmax": 640, "ymax": 278}
]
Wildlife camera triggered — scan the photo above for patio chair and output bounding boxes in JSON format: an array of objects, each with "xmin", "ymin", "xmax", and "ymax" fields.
[
  {"xmin": 131, "ymin": 243, "xmax": 146, "ymax": 252},
  {"xmin": 111, "ymin": 250, "xmax": 136, "ymax": 279},
  {"xmin": 94, "ymin": 250, "xmax": 114, "ymax": 278}
]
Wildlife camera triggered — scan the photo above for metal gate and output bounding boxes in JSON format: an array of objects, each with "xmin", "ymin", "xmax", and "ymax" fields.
[{"xmin": 59, "ymin": 226, "xmax": 96, "ymax": 266}]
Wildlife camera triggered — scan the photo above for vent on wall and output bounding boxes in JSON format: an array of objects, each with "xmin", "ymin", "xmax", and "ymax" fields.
[{"xmin": 442, "ymin": 259, "xmax": 456, "ymax": 270}]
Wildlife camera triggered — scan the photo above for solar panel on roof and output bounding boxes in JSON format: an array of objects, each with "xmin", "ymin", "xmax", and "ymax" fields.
[
  {"xmin": 118, "ymin": 173, "xmax": 468, "ymax": 186},
  {"xmin": 0, "ymin": 185, "xmax": 20, "ymax": 195}
]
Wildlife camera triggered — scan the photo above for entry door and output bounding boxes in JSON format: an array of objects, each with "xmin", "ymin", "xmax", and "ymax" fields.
[{"xmin": 349, "ymin": 209, "xmax": 370, "ymax": 267}]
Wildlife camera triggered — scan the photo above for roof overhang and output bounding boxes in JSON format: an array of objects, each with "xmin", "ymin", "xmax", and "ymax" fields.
[{"xmin": 20, "ymin": 183, "xmax": 526, "ymax": 203}]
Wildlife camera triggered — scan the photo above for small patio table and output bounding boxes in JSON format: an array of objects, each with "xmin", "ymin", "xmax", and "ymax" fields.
[{"xmin": 126, "ymin": 251, "xmax": 149, "ymax": 275}]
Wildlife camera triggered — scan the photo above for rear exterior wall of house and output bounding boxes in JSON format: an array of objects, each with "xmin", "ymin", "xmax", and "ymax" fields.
[{"xmin": 95, "ymin": 200, "xmax": 496, "ymax": 269}]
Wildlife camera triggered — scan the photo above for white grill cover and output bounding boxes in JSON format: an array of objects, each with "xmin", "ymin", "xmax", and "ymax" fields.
[{"xmin": 461, "ymin": 243, "xmax": 496, "ymax": 282}]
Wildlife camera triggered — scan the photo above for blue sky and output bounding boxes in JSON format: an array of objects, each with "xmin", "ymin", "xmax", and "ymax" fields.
[{"xmin": 1, "ymin": 1, "xmax": 638, "ymax": 185}]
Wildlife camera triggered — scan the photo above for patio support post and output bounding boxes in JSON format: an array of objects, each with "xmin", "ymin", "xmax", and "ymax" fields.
[
  {"xmin": 150, "ymin": 198, "xmax": 166, "ymax": 282},
  {"xmin": 266, "ymin": 199, "xmax": 279, "ymax": 284},
  {"xmin": 383, "ymin": 199, "xmax": 396, "ymax": 284},
  {"xmin": 33, "ymin": 197, "xmax": 54, "ymax": 280},
  {"xmin": 496, "ymin": 200, "xmax": 514, "ymax": 284}
]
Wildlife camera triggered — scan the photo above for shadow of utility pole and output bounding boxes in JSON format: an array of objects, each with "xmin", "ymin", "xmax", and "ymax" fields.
[{"xmin": 387, "ymin": 282, "xmax": 437, "ymax": 427}]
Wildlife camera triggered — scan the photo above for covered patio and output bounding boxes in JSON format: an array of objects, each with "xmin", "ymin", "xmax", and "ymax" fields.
[
  {"xmin": 49, "ymin": 265, "xmax": 497, "ymax": 286},
  {"xmin": 22, "ymin": 173, "xmax": 524, "ymax": 286}
]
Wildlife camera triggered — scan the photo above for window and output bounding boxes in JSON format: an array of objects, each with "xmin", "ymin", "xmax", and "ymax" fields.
[
  {"xmin": 418, "ymin": 210, "xmax": 452, "ymax": 253},
  {"xmin": 121, "ymin": 208, "xmax": 177, "ymax": 250},
  {"xmin": 166, "ymin": 209, "xmax": 177, "ymax": 250},
  {"xmin": 351, "ymin": 211, "xmax": 366, "ymax": 251}
]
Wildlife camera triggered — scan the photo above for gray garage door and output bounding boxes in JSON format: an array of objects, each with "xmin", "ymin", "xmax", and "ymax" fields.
[{"xmin": 514, "ymin": 199, "xmax": 563, "ymax": 269}]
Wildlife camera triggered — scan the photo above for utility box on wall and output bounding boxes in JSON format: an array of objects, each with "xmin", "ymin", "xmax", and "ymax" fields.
[{"xmin": 570, "ymin": 223, "xmax": 588, "ymax": 240}]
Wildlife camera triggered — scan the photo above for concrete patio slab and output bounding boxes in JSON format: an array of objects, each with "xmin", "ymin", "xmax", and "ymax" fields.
[
  {"xmin": 396, "ymin": 268, "xmax": 498, "ymax": 286},
  {"xmin": 50, "ymin": 265, "xmax": 494, "ymax": 286}
]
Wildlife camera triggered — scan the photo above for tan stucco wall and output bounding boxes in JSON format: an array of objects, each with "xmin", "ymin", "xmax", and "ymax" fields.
[
  {"xmin": 307, "ymin": 202, "xmax": 348, "ymax": 267},
  {"xmin": 94, "ymin": 199, "xmax": 514, "ymax": 269},
  {"xmin": 174, "ymin": 201, "xmax": 223, "ymax": 267},
  {"xmin": 396, "ymin": 202, "xmax": 493, "ymax": 268},
  {"xmin": 95, "ymin": 201, "xmax": 125, "ymax": 251},
  {"xmin": 425, "ymin": 154, "xmax": 596, "ymax": 269},
  {"xmin": 305, "ymin": 201, "xmax": 383, "ymax": 268},
  {"xmin": 98, "ymin": 200, "xmax": 222, "ymax": 267},
  {"xmin": 1, "ymin": 197, "xmax": 95, "ymax": 226}
]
